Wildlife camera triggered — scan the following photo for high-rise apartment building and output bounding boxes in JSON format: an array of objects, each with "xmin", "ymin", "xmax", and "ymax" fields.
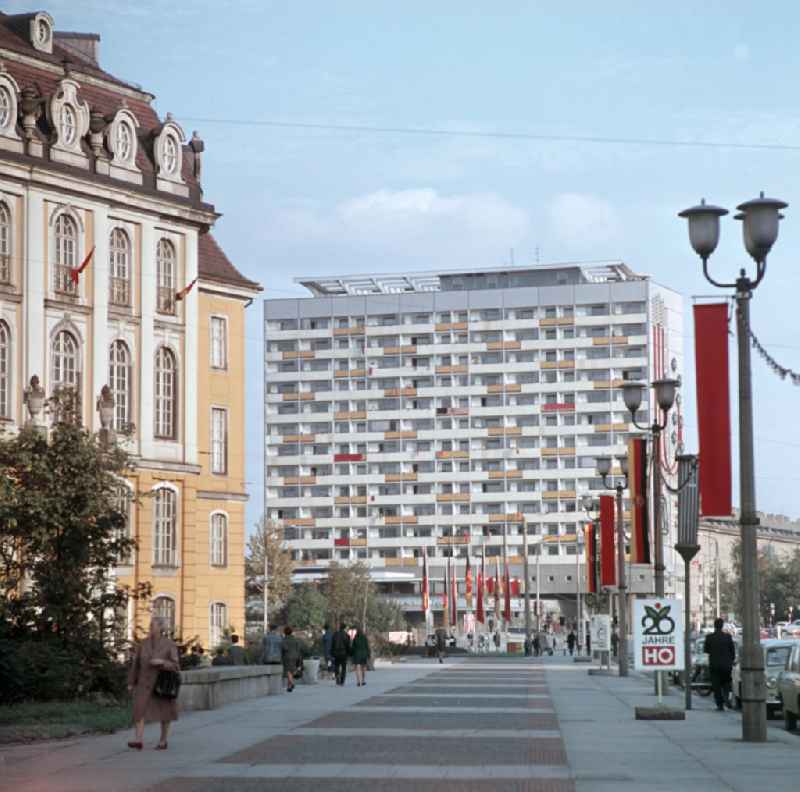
[{"xmin": 264, "ymin": 263, "xmax": 683, "ymax": 626}]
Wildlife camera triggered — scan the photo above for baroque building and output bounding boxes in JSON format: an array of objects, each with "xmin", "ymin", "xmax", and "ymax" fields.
[{"xmin": 0, "ymin": 11, "xmax": 260, "ymax": 647}]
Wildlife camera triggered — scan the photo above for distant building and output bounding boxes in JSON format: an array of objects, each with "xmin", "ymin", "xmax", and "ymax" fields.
[
  {"xmin": 264, "ymin": 262, "xmax": 684, "ymax": 626},
  {"xmin": 0, "ymin": 10, "xmax": 261, "ymax": 647}
]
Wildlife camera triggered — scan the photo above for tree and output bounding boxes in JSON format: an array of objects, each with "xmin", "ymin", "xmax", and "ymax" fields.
[
  {"xmin": 285, "ymin": 583, "xmax": 327, "ymax": 633},
  {"xmin": 245, "ymin": 517, "xmax": 294, "ymax": 624},
  {"xmin": 325, "ymin": 561, "xmax": 373, "ymax": 627}
]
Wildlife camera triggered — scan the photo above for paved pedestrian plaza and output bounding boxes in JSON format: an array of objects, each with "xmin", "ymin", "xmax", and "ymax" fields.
[{"xmin": 2, "ymin": 655, "xmax": 799, "ymax": 791}]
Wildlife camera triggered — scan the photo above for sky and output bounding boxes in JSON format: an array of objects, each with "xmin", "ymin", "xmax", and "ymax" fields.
[{"xmin": 13, "ymin": 1, "xmax": 800, "ymax": 524}]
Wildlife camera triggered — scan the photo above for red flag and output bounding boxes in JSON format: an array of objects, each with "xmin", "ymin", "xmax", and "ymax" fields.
[
  {"xmin": 421, "ymin": 548, "xmax": 430, "ymax": 615},
  {"xmin": 465, "ymin": 555, "xmax": 473, "ymax": 609},
  {"xmin": 494, "ymin": 558, "xmax": 501, "ymax": 623},
  {"xmin": 476, "ymin": 550, "xmax": 485, "ymax": 624},
  {"xmin": 510, "ymin": 578, "xmax": 521, "ymax": 597},
  {"xmin": 585, "ymin": 524, "xmax": 598, "ymax": 594},
  {"xmin": 175, "ymin": 276, "xmax": 198, "ymax": 302},
  {"xmin": 503, "ymin": 557, "xmax": 512, "ymax": 622},
  {"xmin": 69, "ymin": 245, "xmax": 95, "ymax": 284},
  {"xmin": 449, "ymin": 557, "xmax": 457, "ymax": 627},
  {"xmin": 693, "ymin": 304, "xmax": 732, "ymax": 516},
  {"xmin": 442, "ymin": 560, "xmax": 449, "ymax": 626},
  {"xmin": 628, "ymin": 437, "xmax": 650, "ymax": 564},
  {"xmin": 600, "ymin": 495, "xmax": 616, "ymax": 588}
]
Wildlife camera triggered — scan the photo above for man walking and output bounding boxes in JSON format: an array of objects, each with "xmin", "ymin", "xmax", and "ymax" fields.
[
  {"xmin": 322, "ymin": 624, "xmax": 334, "ymax": 676},
  {"xmin": 704, "ymin": 617, "xmax": 736, "ymax": 711},
  {"xmin": 435, "ymin": 627, "xmax": 447, "ymax": 664},
  {"xmin": 567, "ymin": 630, "xmax": 576, "ymax": 657},
  {"xmin": 331, "ymin": 622, "xmax": 351, "ymax": 685}
]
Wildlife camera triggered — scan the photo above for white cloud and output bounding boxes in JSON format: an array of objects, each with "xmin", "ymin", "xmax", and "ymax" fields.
[
  {"xmin": 549, "ymin": 193, "xmax": 619, "ymax": 248},
  {"xmin": 265, "ymin": 188, "xmax": 531, "ymax": 269}
]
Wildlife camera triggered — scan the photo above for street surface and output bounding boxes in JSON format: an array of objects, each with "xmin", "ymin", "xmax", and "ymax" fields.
[{"xmin": 1, "ymin": 655, "xmax": 798, "ymax": 791}]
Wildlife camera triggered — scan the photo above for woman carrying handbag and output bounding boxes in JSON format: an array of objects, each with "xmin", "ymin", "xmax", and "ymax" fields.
[{"xmin": 127, "ymin": 616, "xmax": 181, "ymax": 750}]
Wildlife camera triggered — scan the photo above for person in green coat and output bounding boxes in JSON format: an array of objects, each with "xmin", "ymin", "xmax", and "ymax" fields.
[
  {"xmin": 351, "ymin": 626, "xmax": 371, "ymax": 687},
  {"xmin": 281, "ymin": 626, "xmax": 302, "ymax": 692}
]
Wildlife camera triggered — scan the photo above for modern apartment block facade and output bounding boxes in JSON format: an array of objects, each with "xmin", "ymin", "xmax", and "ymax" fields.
[{"xmin": 264, "ymin": 263, "xmax": 683, "ymax": 627}]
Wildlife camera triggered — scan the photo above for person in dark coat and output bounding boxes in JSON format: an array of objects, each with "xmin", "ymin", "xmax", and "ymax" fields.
[
  {"xmin": 532, "ymin": 633, "xmax": 541, "ymax": 657},
  {"xmin": 322, "ymin": 624, "xmax": 334, "ymax": 673},
  {"xmin": 351, "ymin": 627, "xmax": 371, "ymax": 686},
  {"xmin": 228, "ymin": 634, "xmax": 246, "ymax": 665},
  {"xmin": 281, "ymin": 626, "xmax": 302, "ymax": 692},
  {"xmin": 331, "ymin": 622, "xmax": 351, "ymax": 685},
  {"xmin": 435, "ymin": 628, "xmax": 447, "ymax": 664},
  {"xmin": 127, "ymin": 617, "xmax": 180, "ymax": 751},
  {"xmin": 704, "ymin": 617, "xmax": 736, "ymax": 710},
  {"xmin": 567, "ymin": 630, "xmax": 577, "ymax": 656}
]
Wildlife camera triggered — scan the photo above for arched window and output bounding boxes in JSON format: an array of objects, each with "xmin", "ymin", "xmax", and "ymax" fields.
[
  {"xmin": 209, "ymin": 602, "xmax": 227, "ymax": 649},
  {"xmin": 0, "ymin": 85, "xmax": 12, "ymax": 130},
  {"xmin": 0, "ymin": 321, "xmax": 9, "ymax": 419},
  {"xmin": 109, "ymin": 228, "xmax": 131, "ymax": 306},
  {"xmin": 156, "ymin": 239, "xmax": 175, "ymax": 314},
  {"xmin": 51, "ymin": 329, "xmax": 80, "ymax": 390},
  {"xmin": 108, "ymin": 340, "xmax": 131, "ymax": 430},
  {"xmin": 153, "ymin": 488, "xmax": 177, "ymax": 567},
  {"xmin": 0, "ymin": 202, "xmax": 11, "ymax": 284},
  {"xmin": 210, "ymin": 513, "xmax": 227, "ymax": 567},
  {"xmin": 54, "ymin": 213, "xmax": 78, "ymax": 293},
  {"xmin": 61, "ymin": 104, "xmax": 77, "ymax": 145},
  {"xmin": 116, "ymin": 120, "xmax": 133, "ymax": 163},
  {"xmin": 163, "ymin": 135, "xmax": 178, "ymax": 175},
  {"xmin": 154, "ymin": 346, "xmax": 177, "ymax": 439},
  {"xmin": 153, "ymin": 596, "xmax": 175, "ymax": 635}
]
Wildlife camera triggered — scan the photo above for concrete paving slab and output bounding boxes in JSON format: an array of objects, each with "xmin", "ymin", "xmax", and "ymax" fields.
[{"xmin": 303, "ymin": 710, "xmax": 561, "ymax": 731}]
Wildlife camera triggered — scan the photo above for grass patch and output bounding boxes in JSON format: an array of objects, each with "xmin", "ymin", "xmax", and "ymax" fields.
[{"xmin": 0, "ymin": 699, "xmax": 132, "ymax": 744}]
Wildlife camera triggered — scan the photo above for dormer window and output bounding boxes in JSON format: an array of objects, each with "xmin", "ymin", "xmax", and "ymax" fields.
[
  {"xmin": 37, "ymin": 20, "xmax": 50, "ymax": 46},
  {"xmin": 116, "ymin": 121, "xmax": 133, "ymax": 162},
  {"xmin": 163, "ymin": 135, "xmax": 178, "ymax": 174},
  {"xmin": 61, "ymin": 105, "xmax": 77, "ymax": 146},
  {"xmin": 29, "ymin": 12, "xmax": 54, "ymax": 54},
  {"xmin": 0, "ymin": 87, "xmax": 11, "ymax": 130}
]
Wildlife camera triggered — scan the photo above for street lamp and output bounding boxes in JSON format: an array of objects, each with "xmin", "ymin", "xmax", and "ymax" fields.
[
  {"xmin": 679, "ymin": 191, "xmax": 788, "ymax": 743},
  {"xmin": 596, "ymin": 455, "xmax": 630, "ymax": 677}
]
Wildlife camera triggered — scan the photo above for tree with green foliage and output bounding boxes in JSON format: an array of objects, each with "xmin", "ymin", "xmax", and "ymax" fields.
[
  {"xmin": 285, "ymin": 583, "xmax": 327, "ymax": 633},
  {"xmin": 245, "ymin": 517, "xmax": 294, "ymax": 623}
]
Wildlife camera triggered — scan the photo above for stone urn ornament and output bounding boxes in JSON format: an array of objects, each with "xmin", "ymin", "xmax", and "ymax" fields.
[
  {"xmin": 23, "ymin": 375, "xmax": 46, "ymax": 425},
  {"xmin": 97, "ymin": 385, "xmax": 116, "ymax": 445}
]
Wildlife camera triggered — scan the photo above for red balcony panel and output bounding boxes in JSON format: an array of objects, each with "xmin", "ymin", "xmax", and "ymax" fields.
[
  {"xmin": 333, "ymin": 453, "xmax": 365, "ymax": 462},
  {"xmin": 542, "ymin": 402, "xmax": 576, "ymax": 412},
  {"xmin": 334, "ymin": 538, "xmax": 350, "ymax": 547}
]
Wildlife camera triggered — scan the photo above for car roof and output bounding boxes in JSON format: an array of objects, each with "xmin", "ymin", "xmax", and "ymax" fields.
[{"xmin": 762, "ymin": 638, "xmax": 800, "ymax": 647}]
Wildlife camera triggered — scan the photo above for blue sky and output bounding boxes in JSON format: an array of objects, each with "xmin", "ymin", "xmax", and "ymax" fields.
[{"xmin": 18, "ymin": 1, "xmax": 800, "ymax": 523}]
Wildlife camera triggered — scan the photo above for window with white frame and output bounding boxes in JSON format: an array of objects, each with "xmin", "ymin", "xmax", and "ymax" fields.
[
  {"xmin": 211, "ymin": 407, "xmax": 227, "ymax": 474},
  {"xmin": 54, "ymin": 214, "xmax": 78, "ymax": 294},
  {"xmin": 209, "ymin": 601, "xmax": 227, "ymax": 649},
  {"xmin": 108, "ymin": 340, "xmax": 131, "ymax": 431},
  {"xmin": 163, "ymin": 135, "xmax": 178, "ymax": 175},
  {"xmin": 0, "ymin": 86, "xmax": 12, "ymax": 130},
  {"xmin": 154, "ymin": 346, "xmax": 177, "ymax": 439},
  {"xmin": 0, "ymin": 202, "xmax": 11, "ymax": 283},
  {"xmin": 153, "ymin": 595, "xmax": 175, "ymax": 634},
  {"xmin": 61, "ymin": 104, "xmax": 77, "ymax": 146},
  {"xmin": 210, "ymin": 513, "xmax": 228, "ymax": 567},
  {"xmin": 116, "ymin": 120, "xmax": 134, "ymax": 163},
  {"xmin": 210, "ymin": 316, "xmax": 227, "ymax": 369},
  {"xmin": 109, "ymin": 228, "xmax": 131, "ymax": 306},
  {"xmin": 51, "ymin": 329, "xmax": 80, "ymax": 390},
  {"xmin": 0, "ymin": 321, "xmax": 9, "ymax": 419},
  {"xmin": 156, "ymin": 238, "xmax": 176, "ymax": 314},
  {"xmin": 153, "ymin": 488, "xmax": 177, "ymax": 567}
]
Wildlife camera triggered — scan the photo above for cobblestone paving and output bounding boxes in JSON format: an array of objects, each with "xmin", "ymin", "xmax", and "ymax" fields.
[{"xmin": 148, "ymin": 658, "xmax": 575, "ymax": 792}]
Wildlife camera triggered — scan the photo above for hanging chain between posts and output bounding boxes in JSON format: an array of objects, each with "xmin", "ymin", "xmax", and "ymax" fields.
[{"xmin": 746, "ymin": 322, "xmax": 800, "ymax": 386}]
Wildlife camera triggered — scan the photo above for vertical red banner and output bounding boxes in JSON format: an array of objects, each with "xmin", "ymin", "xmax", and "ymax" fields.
[
  {"xmin": 693, "ymin": 304, "xmax": 732, "ymax": 516},
  {"xmin": 585, "ymin": 524, "xmax": 597, "ymax": 594},
  {"xmin": 627, "ymin": 437, "xmax": 651, "ymax": 564},
  {"xmin": 599, "ymin": 495, "xmax": 616, "ymax": 587}
]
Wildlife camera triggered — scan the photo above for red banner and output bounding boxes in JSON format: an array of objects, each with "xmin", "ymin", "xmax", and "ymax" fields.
[
  {"xmin": 585, "ymin": 524, "xmax": 597, "ymax": 594},
  {"xmin": 421, "ymin": 549, "xmax": 430, "ymax": 614},
  {"xmin": 449, "ymin": 557, "xmax": 457, "ymax": 627},
  {"xmin": 476, "ymin": 552, "xmax": 485, "ymax": 624},
  {"xmin": 628, "ymin": 437, "xmax": 650, "ymax": 564},
  {"xmin": 465, "ymin": 555, "xmax": 473, "ymax": 609},
  {"xmin": 599, "ymin": 495, "xmax": 616, "ymax": 587},
  {"xmin": 503, "ymin": 559, "xmax": 512, "ymax": 622},
  {"xmin": 693, "ymin": 304, "xmax": 732, "ymax": 516}
]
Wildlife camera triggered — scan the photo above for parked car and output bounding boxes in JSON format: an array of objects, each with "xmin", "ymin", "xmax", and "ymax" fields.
[
  {"xmin": 733, "ymin": 639, "xmax": 798, "ymax": 717},
  {"xmin": 778, "ymin": 642, "xmax": 800, "ymax": 730}
]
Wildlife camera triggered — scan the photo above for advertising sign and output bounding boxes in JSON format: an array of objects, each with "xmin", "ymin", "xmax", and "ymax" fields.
[
  {"xmin": 633, "ymin": 598, "xmax": 684, "ymax": 672},
  {"xmin": 590, "ymin": 615, "xmax": 611, "ymax": 652}
]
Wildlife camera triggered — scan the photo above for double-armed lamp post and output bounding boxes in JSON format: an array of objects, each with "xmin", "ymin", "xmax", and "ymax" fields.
[{"xmin": 678, "ymin": 191, "xmax": 788, "ymax": 743}]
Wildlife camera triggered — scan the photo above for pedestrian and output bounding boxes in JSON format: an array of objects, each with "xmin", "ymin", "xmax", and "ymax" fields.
[
  {"xmin": 281, "ymin": 626, "xmax": 302, "ymax": 692},
  {"xmin": 524, "ymin": 636, "xmax": 531, "ymax": 657},
  {"xmin": 611, "ymin": 630, "xmax": 619, "ymax": 659},
  {"xmin": 351, "ymin": 626, "xmax": 371, "ymax": 686},
  {"xmin": 435, "ymin": 627, "xmax": 447, "ymax": 664},
  {"xmin": 567, "ymin": 630, "xmax": 576, "ymax": 656},
  {"xmin": 127, "ymin": 616, "xmax": 180, "ymax": 751},
  {"xmin": 322, "ymin": 623, "xmax": 334, "ymax": 675},
  {"xmin": 261, "ymin": 623, "xmax": 283, "ymax": 667},
  {"xmin": 493, "ymin": 631, "xmax": 501, "ymax": 651},
  {"xmin": 704, "ymin": 617, "xmax": 736, "ymax": 711},
  {"xmin": 533, "ymin": 633, "xmax": 541, "ymax": 657},
  {"xmin": 585, "ymin": 630, "xmax": 591, "ymax": 656},
  {"xmin": 228, "ymin": 634, "xmax": 246, "ymax": 665},
  {"xmin": 331, "ymin": 622, "xmax": 351, "ymax": 685}
]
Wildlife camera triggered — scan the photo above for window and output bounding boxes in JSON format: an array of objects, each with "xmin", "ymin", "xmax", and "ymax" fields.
[
  {"xmin": 156, "ymin": 239, "xmax": 176, "ymax": 314},
  {"xmin": 108, "ymin": 340, "xmax": 131, "ymax": 431},
  {"xmin": 51, "ymin": 329, "xmax": 80, "ymax": 390},
  {"xmin": 210, "ymin": 316, "xmax": 227, "ymax": 369},
  {"xmin": 209, "ymin": 602, "xmax": 227, "ymax": 648},
  {"xmin": 211, "ymin": 408, "xmax": 228, "ymax": 474},
  {"xmin": 109, "ymin": 228, "xmax": 131, "ymax": 306},
  {"xmin": 163, "ymin": 135, "xmax": 178, "ymax": 174},
  {"xmin": 0, "ymin": 202, "xmax": 10, "ymax": 284},
  {"xmin": 61, "ymin": 104, "xmax": 77, "ymax": 145},
  {"xmin": 116, "ymin": 121, "xmax": 133, "ymax": 162},
  {"xmin": 154, "ymin": 347, "xmax": 177, "ymax": 439},
  {"xmin": 210, "ymin": 513, "xmax": 227, "ymax": 567},
  {"xmin": 54, "ymin": 214, "xmax": 78, "ymax": 294},
  {"xmin": 0, "ymin": 86, "xmax": 11, "ymax": 129},
  {"xmin": 153, "ymin": 488, "xmax": 177, "ymax": 566},
  {"xmin": 153, "ymin": 596, "xmax": 175, "ymax": 635},
  {"xmin": 0, "ymin": 321, "xmax": 9, "ymax": 418}
]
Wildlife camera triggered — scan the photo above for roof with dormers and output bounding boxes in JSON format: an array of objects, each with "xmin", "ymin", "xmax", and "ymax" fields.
[{"xmin": 0, "ymin": 10, "xmax": 260, "ymax": 293}]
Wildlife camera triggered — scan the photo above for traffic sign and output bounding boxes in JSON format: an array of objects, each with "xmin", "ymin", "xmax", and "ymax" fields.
[{"xmin": 633, "ymin": 598, "xmax": 684, "ymax": 672}]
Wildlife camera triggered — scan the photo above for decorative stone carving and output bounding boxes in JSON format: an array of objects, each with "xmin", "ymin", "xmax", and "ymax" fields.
[
  {"xmin": 189, "ymin": 131, "xmax": 204, "ymax": 185},
  {"xmin": 97, "ymin": 385, "xmax": 116, "ymax": 446},
  {"xmin": 23, "ymin": 374, "xmax": 46, "ymax": 425},
  {"xmin": 46, "ymin": 75, "xmax": 90, "ymax": 169},
  {"xmin": 29, "ymin": 12, "xmax": 54, "ymax": 55}
]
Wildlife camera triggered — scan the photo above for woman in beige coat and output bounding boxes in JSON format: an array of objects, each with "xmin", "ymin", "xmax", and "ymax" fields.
[{"xmin": 127, "ymin": 617, "xmax": 180, "ymax": 750}]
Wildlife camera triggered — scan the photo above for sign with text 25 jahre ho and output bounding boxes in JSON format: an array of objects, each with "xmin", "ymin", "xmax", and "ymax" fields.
[{"xmin": 633, "ymin": 598, "xmax": 684, "ymax": 672}]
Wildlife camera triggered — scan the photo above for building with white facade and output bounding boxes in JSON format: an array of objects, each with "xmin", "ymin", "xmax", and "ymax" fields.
[{"xmin": 264, "ymin": 262, "xmax": 683, "ymax": 627}]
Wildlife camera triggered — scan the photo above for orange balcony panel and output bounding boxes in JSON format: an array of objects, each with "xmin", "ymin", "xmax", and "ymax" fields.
[
  {"xmin": 505, "ymin": 427, "xmax": 522, "ymax": 436},
  {"xmin": 488, "ymin": 471, "xmax": 505, "ymax": 479},
  {"xmin": 487, "ymin": 384, "xmax": 504, "ymax": 394},
  {"xmin": 299, "ymin": 392, "xmax": 314, "ymax": 401},
  {"xmin": 350, "ymin": 496, "xmax": 367, "ymax": 505},
  {"xmin": 541, "ymin": 447, "xmax": 559, "ymax": 457},
  {"xmin": 592, "ymin": 336, "xmax": 612, "ymax": 346},
  {"xmin": 542, "ymin": 490, "xmax": 577, "ymax": 500},
  {"xmin": 350, "ymin": 368, "xmax": 367, "ymax": 377},
  {"xmin": 436, "ymin": 450, "xmax": 470, "ymax": 459},
  {"xmin": 558, "ymin": 360, "xmax": 575, "ymax": 369},
  {"xmin": 592, "ymin": 381, "xmax": 612, "ymax": 389},
  {"xmin": 506, "ymin": 469, "xmax": 522, "ymax": 479},
  {"xmin": 350, "ymin": 537, "xmax": 367, "ymax": 547},
  {"xmin": 286, "ymin": 518, "xmax": 314, "ymax": 526},
  {"xmin": 384, "ymin": 557, "xmax": 406, "ymax": 567},
  {"xmin": 505, "ymin": 384, "xmax": 522, "ymax": 393},
  {"xmin": 401, "ymin": 345, "xmax": 417, "ymax": 354},
  {"xmin": 384, "ymin": 346, "xmax": 401, "ymax": 355},
  {"xmin": 487, "ymin": 426, "xmax": 505, "ymax": 436},
  {"xmin": 285, "ymin": 476, "xmax": 316, "ymax": 485},
  {"xmin": 541, "ymin": 361, "xmax": 557, "ymax": 370},
  {"xmin": 487, "ymin": 341, "xmax": 503, "ymax": 351},
  {"xmin": 333, "ymin": 327, "xmax": 350, "ymax": 336},
  {"xmin": 281, "ymin": 392, "xmax": 299, "ymax": 401},
  {"xmin": 334, "ymin": 496, "xmax": 350, "ymax": 505},
  {"xmin": 334, "ymin": 370, "xmax": 349, "ymax": 378},
  {"xmin": 436, "ymin": 365, "xmax": 468, "ymax": 375},
  {"xmin": 611, "ymin": 336, "xmax": 628, "ymax": 345},
  {"xmin": 385, "ymin": 431, "xmax": 417, "ymax": 440},
  {"xmin": 436, "ymin": 493, "xmax": 470, "ymax": 502},
  {"xmin": 540, "ymin": 317, "xmax": 574, "ymax": 327}
]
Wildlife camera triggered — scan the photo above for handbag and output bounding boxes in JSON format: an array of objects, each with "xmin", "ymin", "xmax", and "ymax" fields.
[{"xmin": 153, "ymin": 668, "xmax": 182, "ymax": 700}]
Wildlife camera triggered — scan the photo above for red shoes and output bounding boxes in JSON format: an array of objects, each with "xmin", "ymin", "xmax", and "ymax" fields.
[{"xmin": 127, "ymin": 741, "xmax": 143, "ymax": 750}]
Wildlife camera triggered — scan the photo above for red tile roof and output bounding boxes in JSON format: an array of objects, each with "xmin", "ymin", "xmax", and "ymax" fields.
[{"xmin": 199, "ymin": 233, "xmax": 261, "ymax": 292}]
